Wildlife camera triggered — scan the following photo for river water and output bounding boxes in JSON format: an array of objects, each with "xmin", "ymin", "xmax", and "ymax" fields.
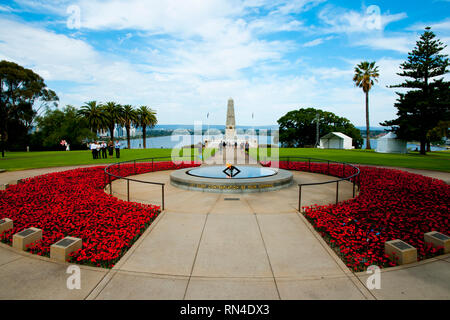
[
  {"xmin": 121, "ymin": 134, "xmax": 276, "ymax": 149},
  {"xmin": 119, "ymin": 135, "xmax": 446, "ymax": 151},
  {"xmin": 362, "ymin": 139, "xmax": 446, "ymax": 151}
]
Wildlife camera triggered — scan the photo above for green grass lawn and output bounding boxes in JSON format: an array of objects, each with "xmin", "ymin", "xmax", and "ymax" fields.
[
  {"xmin": 0, "ymin": 148, "xmax": 215, "ymax": 171},
  {"xmin": 1, "ymin": 147, "xmax": 448, "ymax": 172},
  {"xmin": 250, "ymin": 148, "xmax": 450, "ymax": 172}
]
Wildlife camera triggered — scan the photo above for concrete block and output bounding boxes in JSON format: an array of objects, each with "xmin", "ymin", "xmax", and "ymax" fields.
[
  {"xmin": 0, "ymin": 218, "xmax": 13, "ymax": 234},
  {"xmin": 385, "ymin": 239, "xmax": 417, "ymax": 265},
  {"xmin": 50, "ymin": 237, "xmax": 82, "ymax": 262},
  {"xmin": 12, "ymin": 228, "xmax": 42, "ymax": 251},
  {"xmin": 424, "ymin": 231, "xmax": 450, "ymax": 254}
]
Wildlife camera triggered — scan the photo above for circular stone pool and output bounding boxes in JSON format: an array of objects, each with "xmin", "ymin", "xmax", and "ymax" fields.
[{"xmin": 170, "ymin": 165, "xmax": 293, "ymax": 193}]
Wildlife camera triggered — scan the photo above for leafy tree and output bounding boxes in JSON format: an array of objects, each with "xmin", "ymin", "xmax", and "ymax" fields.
[
  {"xmin": 427, "ymin": 120, "xmax": 449, "ymax": 146},
  {"xmin": 77, "ymin": 101, "xmax": 105, "ymax": 135},
  {"xmin": 382, "ymin": 27, "xmax": 449, "ymax": 155},
  {"xmin": 137, "ymin": 106, "xmax": 157, "ymax": 149},
  {"xmin": 31, "ymin": 105, "xmax": 95, "ymax": 150},
  {"xmin": 278, "ymin": 108, "xmax": 363, "ymax": 148},
  {"xmin": 0, "ymin": 60, "xmax": 58, "ymax": 157},
  {"xmin": 353, "ymin": 61, "xmax": 380, "ymax": 150},
  {"xmin": 101, "ymin": 101, "xmax": 123, "ymax": 142},
  {"xmin": 121, "ymin": 104, "xmax": 139, "ymax": 149}
]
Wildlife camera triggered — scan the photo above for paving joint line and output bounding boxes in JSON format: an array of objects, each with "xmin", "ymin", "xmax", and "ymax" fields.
[
  {"xmin": 246, "ymin": 199, "xmax": 282, "ymax": 300},
  {"xmin": 182, "ymin": 195, "xmax": 220, "ymax": 299},
  {"xmin": 294, "ymin": 210, "xmax": 376, "ymax": 300},
  {"xmin": 0, "ymin": 256, "xmax": 25, "ymax": 268},
  {"xmin": 84, "ymin": 208, "xmax": 167, "ymax": 300}
]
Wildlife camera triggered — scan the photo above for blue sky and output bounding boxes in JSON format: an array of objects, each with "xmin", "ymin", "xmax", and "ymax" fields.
[{"xmin": 0, "ymin": 0, "xmax": 449, "ymax": 126}]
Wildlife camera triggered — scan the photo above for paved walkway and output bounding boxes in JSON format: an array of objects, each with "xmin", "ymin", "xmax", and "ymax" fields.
[{"xmin": 0, "ymin": 154, "xmax": 449, "ymax": 299}]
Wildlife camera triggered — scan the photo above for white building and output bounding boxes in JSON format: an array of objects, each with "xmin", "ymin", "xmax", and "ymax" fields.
[
  {"xmin": 319, "ymin": 132, "xmax": 353, "ymax": 150},
  {"xmin": 375, "ymin": 132, "xmax": 407, "ymax": 154}
]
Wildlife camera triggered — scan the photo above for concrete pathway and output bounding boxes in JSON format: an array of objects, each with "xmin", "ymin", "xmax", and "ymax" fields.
[{"xmin": 0, "ymin": 160, "xmax": 449, "ymax": 299}]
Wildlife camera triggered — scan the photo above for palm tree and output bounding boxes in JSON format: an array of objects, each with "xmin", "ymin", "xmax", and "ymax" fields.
[
  {"xmin": 353, "ymin": 61, "xmax": 380, "ymax": 149},
  {"xmin": 121, "ymin": 104, "xmax": 139, "ymax": 149},
  {"xmin": 77, "ymin": 101, "xmax": 104, "ymax": 135},
  {"xmin": 101, "ymin": 101, "xmax": 123, "ymax": 142},
  {"xmin": 137, "ymin": 106, "xmax": 157, "ymax": 149}
]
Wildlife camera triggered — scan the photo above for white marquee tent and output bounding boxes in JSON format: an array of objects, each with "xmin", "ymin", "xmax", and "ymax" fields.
[
  {"xmin": 319, "ymin": 132, "xmax": 353, "ymax": 150},
  {"xmin": 375, "ymin": 132, "xmax": 407, "ymax": 154}
]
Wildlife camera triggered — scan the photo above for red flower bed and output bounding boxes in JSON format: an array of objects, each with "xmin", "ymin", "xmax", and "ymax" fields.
[
  {"xmin": 0, "ymin": 161, "xmax": 200, "ymax": 268},
  {"xmin": 262, "ymin": 161, "xmax": 450, "ymax": 271}
]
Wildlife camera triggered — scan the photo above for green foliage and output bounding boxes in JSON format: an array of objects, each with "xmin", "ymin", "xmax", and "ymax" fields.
[
  {"xmin": 101, "ymin": 101, "xmax": 124, "ymax": 141},
  {"xmin": 0, "ymin": 60, "xmax": 58, "ymax": 156},
  {"xmin": 353, "ymin": 61, "xmax": 380, "ymax": 93},
  {"xmin": 31, "ymin": 105, "xmax": 96, "ymax": 150},
  {"xmin": 382, "ymin": 27, "xmax": 450, "ymax": 154},
  {"xmin": 77, "ymin": 101, "xmax": 105, "ymax": 133},
  {"xmin": 277, "ymin": 107, "xmax": 363, "ymax": 148},
  {"xmin": 353, "ymin": 61, "xmax": 380, "ymax": 149},
  {"xmin": 121, "ymin": 104, "xmax": 139, "ymax": 149},
  {"xmin": 137, "ymin": 106, "xmax": 157, "ymax": 149}
]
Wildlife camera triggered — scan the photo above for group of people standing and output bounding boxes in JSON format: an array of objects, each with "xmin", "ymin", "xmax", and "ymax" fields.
[
  {"xmin": 89, "ymin": 140, "xmax": 121, "ymax": 159},
  {"xmin": 218, "ymin": 141, "xmax": 250, "ymax": 153}
]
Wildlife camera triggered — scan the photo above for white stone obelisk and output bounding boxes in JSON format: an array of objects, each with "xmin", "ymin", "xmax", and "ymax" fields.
[{"xmin": 225, "ymin": 98, "xmax": 236, "ymax": 141}]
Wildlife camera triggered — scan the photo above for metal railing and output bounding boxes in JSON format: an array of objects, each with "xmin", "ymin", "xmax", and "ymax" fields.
[
  {"xmin": 258, "ymin": 156, "xmax": 361, "ymax": 211},
  {"xmin": 104, "ymin": 156, "xmax": 199, "ymax": 211}
]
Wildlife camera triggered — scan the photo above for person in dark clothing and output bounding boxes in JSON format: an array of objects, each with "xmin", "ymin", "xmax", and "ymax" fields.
[
  {"xmin": 101, "ymin": 142, "xmax": 107, "ymax": 159},
  {"xmin": 108, "ymin": 140, "xmax": 114, "ymax": 157},
  {"xmin": 90, "ymin": 142, "xmax": 96, "ymax": 159},
  {"xmin": 115, "ymin": 140, "xmax": 121, "ymax": 158}
]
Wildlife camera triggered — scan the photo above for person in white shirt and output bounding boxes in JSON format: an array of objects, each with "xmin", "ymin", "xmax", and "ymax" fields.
[{"xmin": 90, "ymin": 142, "xmax": 97, "ymax": 159}]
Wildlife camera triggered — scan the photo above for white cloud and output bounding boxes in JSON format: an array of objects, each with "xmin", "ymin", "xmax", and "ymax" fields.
[
  {"xmin": 0, "ymin": 18, "xmax": 98, "ymax": 82},
  {"xmin": 318, "ymin": 5, "xmax": 407, "ymax": 34},
  {"xmin": 409, "ymin": 19, "xmax": 450, "ymax": 32},
  {"xmin": 355, "ymin": 34, "xmax": 415, "ymax": 53},
  {"xmin": 302, "ymin": 36, "xmax": 334, "ymax": 47},
  {"xmin": 1, "ymin": 1, "xmax": 410, "ymax": 127}
]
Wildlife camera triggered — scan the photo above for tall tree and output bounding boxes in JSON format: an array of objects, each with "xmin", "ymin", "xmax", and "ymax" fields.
[
  {"xmin": 137, "ymin": 106, "xmax": 157, "ymax": 149},
  {"xmin": 381, "ymin": 27, "xmax": 449, "ymax": 155},
  {"xmin": 0, "ymin": 60, "xmax": 58, "ymax": 157},
  {"xmin": 32, "ymin": 105, "xmax": 95, "ymax": 150},
  {"xmin": 353, "ymin": 61, "xmax": 380, "ymax": 150},
  {"xmin": 121, "ymin": 104, "xmax": 138, "ymax": 149},
  {"xmin": 101, "ymin": 102, "xmax": 123, "ymax": 142},
  {"xmin": 77, "ymin": 101, "xmax": 104, "ymax": 135},
  {"xmin": 278, "ymin": 108, "xmax": 363, "ymax": 148}
]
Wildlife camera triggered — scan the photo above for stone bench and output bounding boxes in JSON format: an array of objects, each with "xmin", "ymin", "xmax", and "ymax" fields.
[
  {"xmin": 0, "ymin": 218, "xmax": 13, "ymax": 233},
  {"xmin": 385, "ymin": 239, "xmax": 417, "ymax": 265},
  {"xmin": 50, "ymin": 237, "xmax": 82, "ymax": 262},
  {"xmin": 12, "ymin": 227, "xmax": 42, "ymax": 251},
  {"xmin": 425, "ymin": 231, "xmax": 450, "ymax": 254}
]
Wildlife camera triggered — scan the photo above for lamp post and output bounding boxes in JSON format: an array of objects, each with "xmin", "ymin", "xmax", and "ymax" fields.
[{"xmin": 315, "ymin": 112, "xmax": 320, "ymax": 148}]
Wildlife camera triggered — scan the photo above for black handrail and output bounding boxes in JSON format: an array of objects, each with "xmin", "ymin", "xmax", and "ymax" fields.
[
  {"xmin": 104, "ymin": 156, "xmax": 199, "ymax": 211},
  {"xmin": 258, "ymin": 155, "xmax": 361, "ymax": 211}
]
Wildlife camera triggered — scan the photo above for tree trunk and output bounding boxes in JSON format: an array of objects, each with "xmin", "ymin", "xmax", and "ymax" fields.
[
  {"xmin": 142, "ymin": 125, "xmax": 147, "ymax": 149},
  {"xmin": 420, "ymin": 139, "xmax": 426, "ymax": 155},
  {"xmin": 426, "ymin": 141, "xmax": 431, "ymax": 153},
  {"xmin": 365, "ymin": 91, "xmax": 371, "ymax": 150},
  {"xmin": 1, "ymin": 124, "xmax": 8, "ymax": 157},
  {"xmin": 126, "ymin": 124, "xmax": 131, "ymax": 149},
  {"xmin": 109, "ymin": 125, "xmax": 114, "ymax": 142}
]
